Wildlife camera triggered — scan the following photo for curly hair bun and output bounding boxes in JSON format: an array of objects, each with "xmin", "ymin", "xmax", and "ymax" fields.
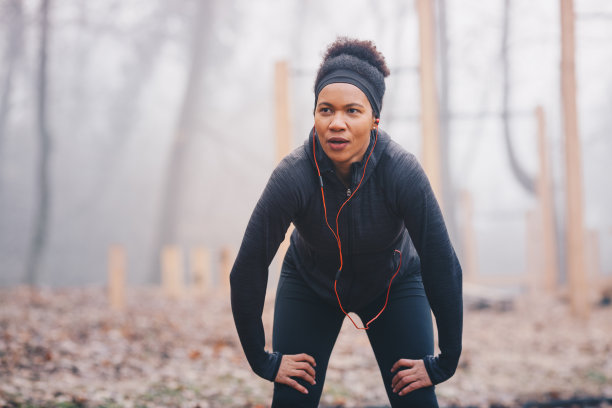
[
  {"xmin": 314, "ymin": 37, "xmax": 389, "ymax": 117},
  {"xmin": 322, "ymin": 37, "xmax": 390, "ymax": 78}
]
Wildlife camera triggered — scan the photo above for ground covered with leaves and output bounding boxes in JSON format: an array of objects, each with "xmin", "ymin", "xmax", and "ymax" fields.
[{"xmin": 1, "ymin": 286, "xmax": 611, "ymax": 407}]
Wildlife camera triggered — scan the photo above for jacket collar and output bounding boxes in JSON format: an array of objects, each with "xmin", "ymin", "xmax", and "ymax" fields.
[{"xmin": 304, "ymin": 127, "xmax": 390, "ymax": 186}]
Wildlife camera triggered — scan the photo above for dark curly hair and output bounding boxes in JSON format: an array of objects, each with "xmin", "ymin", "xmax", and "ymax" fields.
[
  {"xmin": 318, "ymin": 37, "xmax": 390, "ymax": 79},
  {"xmin": 314, "ymin": 37, "xmax": 390, "ymax": 117}
]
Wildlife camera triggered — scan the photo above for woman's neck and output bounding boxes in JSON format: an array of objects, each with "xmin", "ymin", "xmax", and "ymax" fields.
[{"xmin": 335, "ymin": 164, "xmax": 351, "ymax": 187}]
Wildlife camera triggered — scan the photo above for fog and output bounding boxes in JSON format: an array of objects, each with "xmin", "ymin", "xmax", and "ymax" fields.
[{"xmin": 0, "ymin": 0, "xmax": 610, "ymax": 288}]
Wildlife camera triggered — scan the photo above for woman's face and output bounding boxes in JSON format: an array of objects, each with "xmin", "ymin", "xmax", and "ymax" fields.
[{"xmin": 314, "ymin": 83, "xmax": 377, "ymax": 174}]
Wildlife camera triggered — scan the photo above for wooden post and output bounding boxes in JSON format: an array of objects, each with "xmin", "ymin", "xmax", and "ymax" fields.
[
  {"xmin": 586, "ymin": 230, "xmax": 601, "ymax": 298},
  {"xmin": 162, "ymin": 245, "xmax": 184, "ymax": 299},
  {"xmin": 459, "ymin": 191, "xmax": 478, "ymax": 283},
  {"xmin": 560, "ymin": 0, "xmax": 589, "ymax": 318},
  {"xmin": 275, "ymin": 60, "xmax": 292, "ymax": 163},
  {"xmin": 525, "ymin": 210, "xmax": 541, "ymax": 295},
  {"xmin": 417, "ymin": 0, "xmax": 443, "ymax": 211},
  {"xmin": 191, "ymin": 247, "xmax": 210, "ymax": 297},
  {"xmin": 220, "ymin": 246, "xmax": 234, "ymax": 292},
  {"xmin": 275, "ymin": 60, "xmax": 294, "ymax": 283},
  {"xmin": 108, "ymin": 244, "xmax": 125, "ymax": 311},
  {"xmin": 536, "ymin": 106, "xmax": 559, "ymax": 293}
]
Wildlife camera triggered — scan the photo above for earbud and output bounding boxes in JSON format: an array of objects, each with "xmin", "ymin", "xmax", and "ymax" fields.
[{"xmin": 373, "ymin": 118, "xmax": 380, "ymax": 129}]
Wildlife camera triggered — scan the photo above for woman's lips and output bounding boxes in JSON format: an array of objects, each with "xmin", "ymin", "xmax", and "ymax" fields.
[{"xmin": 327, "ymin": 137, "xmax": 349, "ymax": 151}]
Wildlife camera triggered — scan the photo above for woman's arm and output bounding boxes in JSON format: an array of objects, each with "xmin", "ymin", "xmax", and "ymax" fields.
[
  {"xmin": 392, "ymin": 150, "xmax": 463, "ymax": 385},
  {"xmin": 229, "ymin": 158, "xmax": 302, "ymax": 381}
]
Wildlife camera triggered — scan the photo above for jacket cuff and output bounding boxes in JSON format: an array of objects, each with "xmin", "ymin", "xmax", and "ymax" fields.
[
  {"xmin": 254, "ymin": 351, "xmax": 283, "ymax": 382},
  {"xmin": 268, "ymin": 351, "xmax": 283, "ymax": 382},
  {"xmin": 422, "ymin": 354, "xmax": 455, "ymax": 385}
]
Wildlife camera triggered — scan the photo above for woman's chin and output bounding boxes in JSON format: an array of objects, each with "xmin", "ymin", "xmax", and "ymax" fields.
[{"xmin": 325, "ymin": 151, "xmax": 350, "ymax": 165}]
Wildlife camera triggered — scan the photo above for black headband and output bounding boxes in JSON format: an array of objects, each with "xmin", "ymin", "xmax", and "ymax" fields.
[{"xmin": 314, "ymin": 68, "xmax": 383, "ymax": 118}]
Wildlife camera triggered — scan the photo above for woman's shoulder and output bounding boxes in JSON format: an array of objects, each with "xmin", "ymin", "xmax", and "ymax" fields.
[
  {"xmin": 270, "ymin": 144, "xmax": 316, "ymax": 187},
  {"xmin": 379, "ymin": 136, "xmax": 423, "ymax": 176}
]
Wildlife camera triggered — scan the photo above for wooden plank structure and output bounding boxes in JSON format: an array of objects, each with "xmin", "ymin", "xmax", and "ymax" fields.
[
  {"xmin": 191, "ymin": 247, "xmax": 210, "ymax": 296},
  {"xmin": 275, "ymin": 61, "xmax": 292, "ymax": 164},
  {"xmin": 417, "ymin": 0, "xmax": 443, "ymax": 210},
  {"xmin": 220, "ymin": 246, "xmax": 234, "ymax": 292},
  {"xmin": 274, "ymin": 60, "xmax": 294, "ymax": 283},
  {"xmin": 560, "ymin": 0, "xmax": 590, "ymax": 318},
  {"xmin": 526, "ymin": 210, "xmax": 542, "ymax": 295},
  {"xmin": 535, "ymin": 106, "xmax": 559, "ymax": 293},
  {"xmin": 107, "ymin": 244, "xmax": 126, "ymax": 310},
  {"xmin": 162, "ymin": 245, "xmax": 184, "ymax": 299},
  {"xmin": 459, "ymin": 190, "xmax": 478, "ymax": 284}
]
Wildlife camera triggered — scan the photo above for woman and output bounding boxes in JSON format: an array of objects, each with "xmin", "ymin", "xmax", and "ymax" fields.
[{"xmin": 230, "ymin": 37, "xmax": 462, "ymax": 407}]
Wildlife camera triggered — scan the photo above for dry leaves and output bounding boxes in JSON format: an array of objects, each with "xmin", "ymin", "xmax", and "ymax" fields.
[{"xmin": 0, "ymin": 286, "xmax": 611, "ymax": 407}]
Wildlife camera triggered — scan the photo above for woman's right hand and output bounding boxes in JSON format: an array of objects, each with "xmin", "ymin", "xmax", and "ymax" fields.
[{"xmin": 274, "ymin": 353, "xmax": 317, "ymax": 394}]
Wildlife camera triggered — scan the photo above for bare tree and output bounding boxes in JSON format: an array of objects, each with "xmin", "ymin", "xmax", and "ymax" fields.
[
  {"xmin": 501, "ymin": 0, "xmax": 535, "ymax": 194},
  {"xmin": 24, "ymin": 0, "xmax": 53, "ymax": 286},
  {"xmin": 0, "ymin": 0, "xmax": 23, "ymax": 157},
  {"xmin": 78, "ymin": 1, "xmax": 179, "ymax": 211},
  {"xmin": 148, "ymin": 0, "xmax": 215, "ymax": 283}
]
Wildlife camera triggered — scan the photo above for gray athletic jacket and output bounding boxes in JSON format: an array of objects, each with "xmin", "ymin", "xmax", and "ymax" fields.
[{"xmin": 230, "ymin": 128, "xmax": 463, "ymax": 385}]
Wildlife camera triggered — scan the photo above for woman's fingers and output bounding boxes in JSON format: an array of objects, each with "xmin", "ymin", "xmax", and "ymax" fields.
[
  {"xmin": 295, "ymin": 362, "xmax": 316, "ymax": 382},
  {"xmin": 291, "ymin": 356, "xmax": 316, "ymax": 385},
  {"xmin": 391, "ymin": 371, "xmax": 417, "ymax": 389},
  {"xmin": 390, "ymin": 358, "xmax": 433, "ymax": 395},
  {"xmin": 298, "ymin": 353, "xmax": 317, "ymax": 367},
  {"xmin": 286, "ymin": 378, "xmax": 309, "ymax": 394},
  {"xmin": 390, "ymin": 358, "xmax": 415, "ymax": 373},
  {"xmin": 292, "ymin": 367, "xmax": 316, "ymax": 385},
  {"xmin": 397, "ymin": 380, "xmax": 425, "ymax": 396},
  {"xmin": 274, "ymin": 353, "xmax": 317, "ymax": 393},
  {"xmin": 392, "ymin": 373, "xmax": 418, "ymax": 392}
]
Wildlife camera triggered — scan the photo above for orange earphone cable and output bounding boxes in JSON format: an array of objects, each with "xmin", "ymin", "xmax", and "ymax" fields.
[
  {"xmin": 312, "ymin": 123, "xmax": 401, "ymax": 330},
  {"xmin": 335, "ymin": 249, "xmax": 402, "ymax": 330}
]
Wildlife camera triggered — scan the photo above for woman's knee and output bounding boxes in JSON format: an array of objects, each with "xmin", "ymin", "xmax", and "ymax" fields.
[
  {"xmin": 387, "ymin": 385, "xmax": 439, "ymax": 408},
  {"xmin": 271, "ymin": 381, "xmax": 323, "ymax": 408}
]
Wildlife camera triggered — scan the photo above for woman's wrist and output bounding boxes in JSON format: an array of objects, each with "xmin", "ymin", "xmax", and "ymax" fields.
[
  {"xmin": 269, "ymin": 351, "xmax": 284, "ymax": 382},
  {"xmin": 253, "ymin": 350, "xmax": 284, "ymax": 382}
]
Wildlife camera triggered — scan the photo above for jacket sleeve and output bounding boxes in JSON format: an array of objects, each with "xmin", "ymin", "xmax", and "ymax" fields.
[
  {"xmin": 229, "ymin": 158, "xmax": 302, "ymax": 382},
  {"xmin": 391, "ymin": 150, "xmax": 463, "ymax": 385}
]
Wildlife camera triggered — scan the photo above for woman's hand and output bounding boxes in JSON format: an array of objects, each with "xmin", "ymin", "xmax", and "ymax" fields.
[
  {"xmin": 390, "ymin": 358, "xmax": 432, "ymax": 395},
  {"xmin": 274, "ymin": 353, "xmax": 317, "ymax": 394}
]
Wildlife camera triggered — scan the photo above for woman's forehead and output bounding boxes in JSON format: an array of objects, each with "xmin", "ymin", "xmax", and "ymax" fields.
[{"xmin": 317, "ymin": 82, "xmax": 369, "ymax": 105}]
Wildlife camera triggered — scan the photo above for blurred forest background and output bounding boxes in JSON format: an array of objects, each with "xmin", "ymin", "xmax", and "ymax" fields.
[
  {"xmin": 0, "ymin": 0, "xmax": 611, "ymax": 288},
  {"xmin": 1, "ymin": 0, "xmax": 612, "ymax": 407}
]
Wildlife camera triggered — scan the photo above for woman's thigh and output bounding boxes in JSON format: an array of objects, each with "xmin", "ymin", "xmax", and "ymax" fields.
[
  {"xmin": 356, "ymin": 278, "xmax": 439, "ymax": 408},
  {"xmin": 271, "ymin": 270, "xmax": 345, "ymax": 408}
]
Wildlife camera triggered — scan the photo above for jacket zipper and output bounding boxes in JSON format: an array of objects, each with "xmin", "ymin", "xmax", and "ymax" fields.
[{"xmin": 345, "ymin": 165, "xmax": 360, "ymax": 306}]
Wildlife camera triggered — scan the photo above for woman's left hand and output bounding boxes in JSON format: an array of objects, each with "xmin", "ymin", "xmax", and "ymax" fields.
[{"xmin": 390, "ymin": 358, "xmax": 433, "ymax": 395}]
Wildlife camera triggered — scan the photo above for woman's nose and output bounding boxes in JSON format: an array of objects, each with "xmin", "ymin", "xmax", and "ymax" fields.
[{"xmin": 329, "ymin": 113, "xmax": 347, "ymax": 130}]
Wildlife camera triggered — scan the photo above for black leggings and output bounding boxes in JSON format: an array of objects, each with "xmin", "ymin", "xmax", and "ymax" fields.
[{"xmin": 271, "ymin": 267, "xmax": 439, "ymax": 408}]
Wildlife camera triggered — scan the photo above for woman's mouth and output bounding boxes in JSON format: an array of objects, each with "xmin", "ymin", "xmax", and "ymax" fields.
[{"xmin": 328, "ymin": 137, "xmax": 349, "ymax": 151}]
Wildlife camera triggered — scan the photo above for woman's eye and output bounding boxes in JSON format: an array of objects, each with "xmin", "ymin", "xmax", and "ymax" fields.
[
  {"xmin": 347, "ymin": 108, "xmax": 359, "ymax": 114},
  {"xmin": 319, "ymin": 107, "xmax": 331, "ymax": 114}
]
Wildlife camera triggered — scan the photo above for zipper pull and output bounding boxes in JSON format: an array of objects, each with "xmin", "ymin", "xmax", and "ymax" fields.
[{"xmin": 346, "ymin": 188, "xmax": 351, "ymax": 197}]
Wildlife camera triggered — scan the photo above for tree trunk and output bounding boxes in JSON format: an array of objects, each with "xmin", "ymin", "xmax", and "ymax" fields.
[
  {"xmin": 501, "ymin": 0, "xmax": 535, "ymax": 194},
  {"xmin": 148, "ymin": 0, "xmax": 213, "ymax": 283},
  {"xmin": 0, "ymin": 0, "xmax": 23, "ymax": 158},
  {"xmin": 24, "ymin": 0, "xmax": 52, "ymax": 286},
  {"xmin": 86, "ymin": 4, "xmax": 171, "ymax": 205}
]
